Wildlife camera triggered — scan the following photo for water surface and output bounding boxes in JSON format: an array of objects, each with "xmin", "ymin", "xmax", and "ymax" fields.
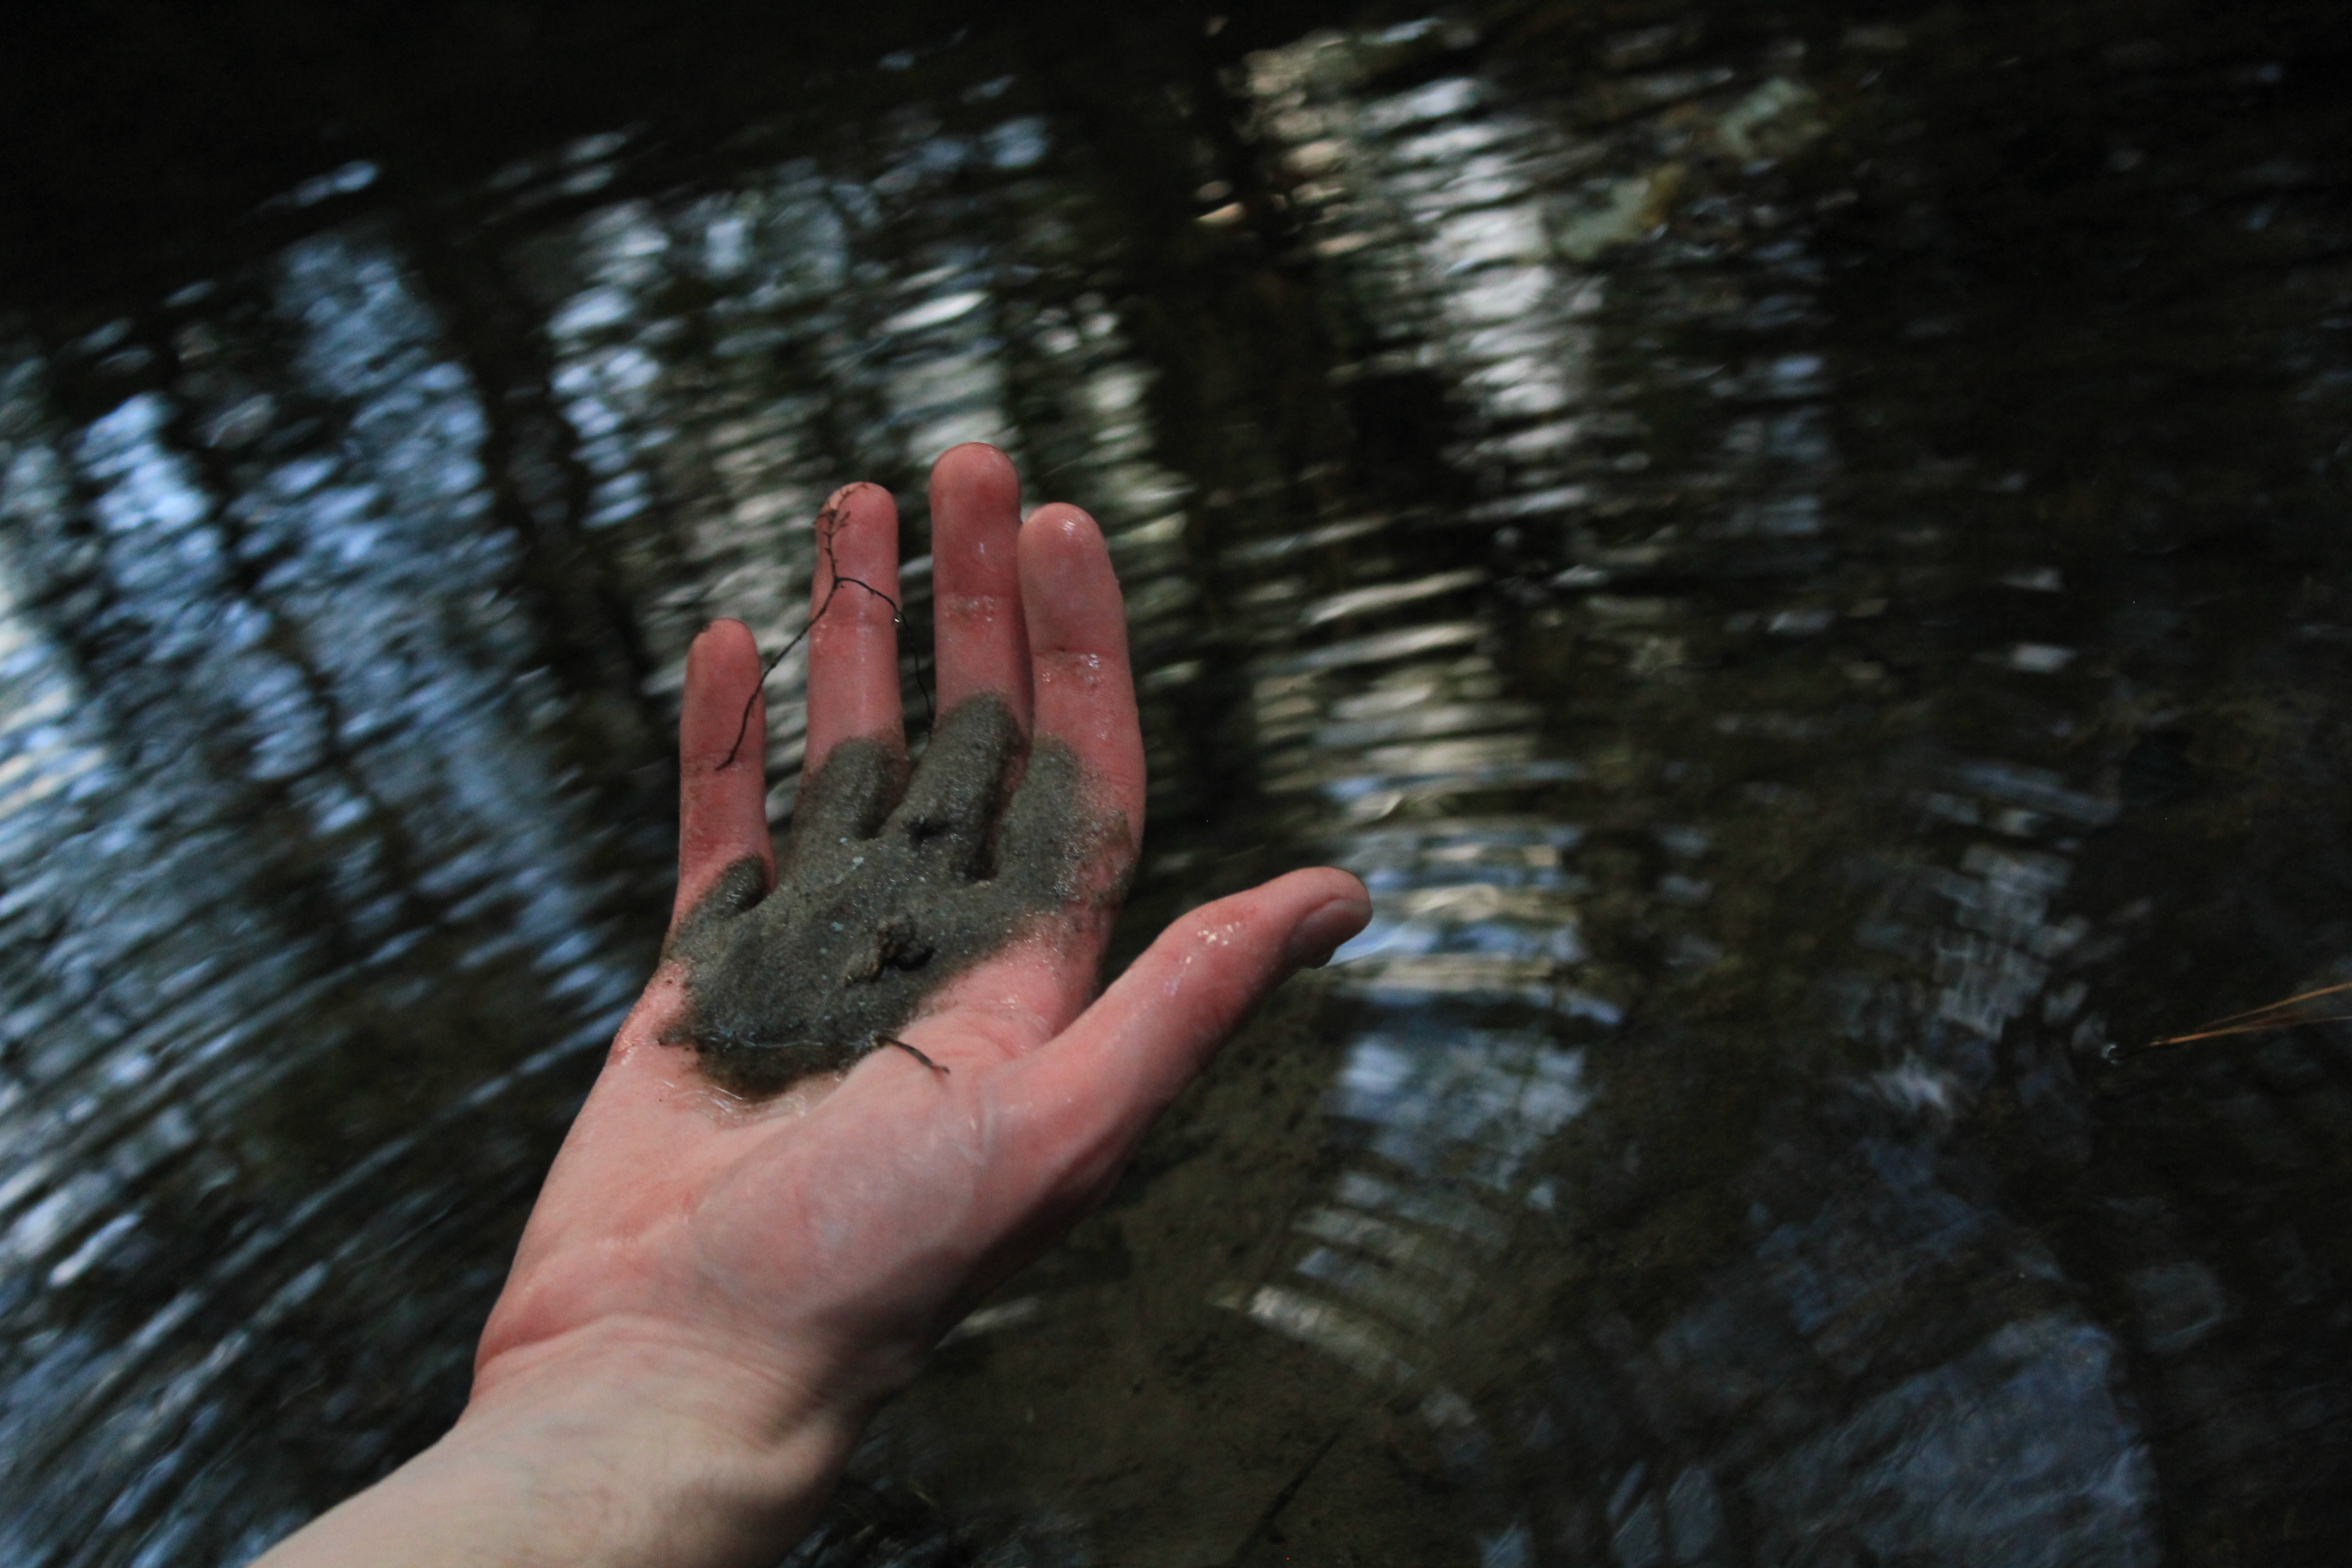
[{"xmin": 4, "ymin": 3, "xmax": 2352, "ymax": 1563}]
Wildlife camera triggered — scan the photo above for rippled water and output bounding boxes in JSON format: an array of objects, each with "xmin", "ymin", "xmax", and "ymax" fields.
[{"xmin": 5, "ymin": 3, "xmax": 2352, "ymax": 1563}]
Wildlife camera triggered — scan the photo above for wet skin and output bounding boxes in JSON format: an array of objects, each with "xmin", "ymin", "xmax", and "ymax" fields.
[{"xmin": 666, "ymin": 695, "xmax": 1128, "ymax": 1096}]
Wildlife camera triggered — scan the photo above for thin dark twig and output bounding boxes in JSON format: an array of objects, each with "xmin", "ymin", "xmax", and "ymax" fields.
[
  {"xmin": 874, "ymin": 1034, "xmax": 949, "ymax": 1074},
  {"xmin": 718, "ymin": 499, "xmax": 931, "ymax": 770}
]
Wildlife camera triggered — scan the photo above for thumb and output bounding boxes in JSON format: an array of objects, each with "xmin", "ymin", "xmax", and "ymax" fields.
[{"xmin": 1004, "ymin": 867, "xmax": 1371, "ymax": 1195}]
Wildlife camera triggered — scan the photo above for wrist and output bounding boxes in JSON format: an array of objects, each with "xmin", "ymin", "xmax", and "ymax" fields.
[{"xmin": 258, "ymin": 1319, "xmax": 861, "ymax": 1568}]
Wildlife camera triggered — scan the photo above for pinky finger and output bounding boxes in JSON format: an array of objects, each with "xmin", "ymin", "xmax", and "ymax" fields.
[{"xmin": 673, "ymin": 619, "xmax": 775, "ymax": 927}]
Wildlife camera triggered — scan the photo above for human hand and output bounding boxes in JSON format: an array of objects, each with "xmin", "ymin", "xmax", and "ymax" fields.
[{"xmin": 256, "ymin": 446, "xmax": 1369, "ymax": 1568}]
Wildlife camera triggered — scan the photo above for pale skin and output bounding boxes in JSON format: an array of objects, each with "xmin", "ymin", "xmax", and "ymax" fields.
[{"xmin": 255, "ymin": 444, "xmax": 1372, "ymax": 1568}]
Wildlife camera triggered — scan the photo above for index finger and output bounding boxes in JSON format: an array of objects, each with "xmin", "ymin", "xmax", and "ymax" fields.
[{"xmin": 1019, "ymin": 504, "xmax": 1145, "ymax": 842}]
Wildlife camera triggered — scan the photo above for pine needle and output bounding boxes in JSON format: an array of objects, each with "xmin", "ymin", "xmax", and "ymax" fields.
[{"xmin": 2141, "ymin": 980, "xmax": 2352, "ymax": 1050}]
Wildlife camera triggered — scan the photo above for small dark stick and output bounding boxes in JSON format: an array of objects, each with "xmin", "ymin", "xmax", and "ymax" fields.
[
  {"xmin": 874, "ymin": 1034, "xmax": 950, "ymax": 1074},
  {"xmin": 717, "ymin": 499, "xmax": 934, "ymax": 771}
]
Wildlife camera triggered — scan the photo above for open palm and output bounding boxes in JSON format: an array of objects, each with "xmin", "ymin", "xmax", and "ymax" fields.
[{"xmin": 458, "ymin": 446, "xmax": 1369, "ymax": 1544}]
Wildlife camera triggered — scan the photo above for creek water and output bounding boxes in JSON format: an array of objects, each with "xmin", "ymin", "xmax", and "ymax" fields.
[{"xmin": 4, "ymin": 2, "xmax": 2352, "ymax": 1563}]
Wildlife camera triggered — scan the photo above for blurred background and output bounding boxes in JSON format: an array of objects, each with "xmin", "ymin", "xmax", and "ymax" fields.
[{"xmin": 4, "ymin": 1, "xmax": 2352, "ymax": 1562}]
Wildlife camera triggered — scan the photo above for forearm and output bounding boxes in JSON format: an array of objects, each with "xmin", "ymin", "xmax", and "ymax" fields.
[{"xmin": 254, "ymin": 1326, "xmax": 861, "ymax": 1568}]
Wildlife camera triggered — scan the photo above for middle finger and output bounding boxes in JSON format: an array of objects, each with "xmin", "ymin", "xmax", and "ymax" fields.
[{"xmin": 927, "ymin": 443, "xmax": 1034, "ymax": 732}]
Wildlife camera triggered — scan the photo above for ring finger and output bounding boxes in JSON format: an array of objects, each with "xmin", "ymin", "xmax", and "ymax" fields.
[{"xmin": 801, "ymin": 482, "xmax": 906, "ymax": 771}]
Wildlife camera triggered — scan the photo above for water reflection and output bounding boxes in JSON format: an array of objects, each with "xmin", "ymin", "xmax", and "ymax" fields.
[
  {"xmin": 5, "ymin": 1, "xmax": 2352, "ymax": 1563},
  {"xmin": 0, "ymin": 231, "xmax": 655, "ymax": 1562},
  {"xmin": 1140, "ymin": 27, "xmax": 2162, "ymax": 1563}
]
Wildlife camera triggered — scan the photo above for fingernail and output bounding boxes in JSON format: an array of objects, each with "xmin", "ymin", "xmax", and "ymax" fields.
[{"xmin": 1284, "ymin": 897, "xmax": 1372, "ymax": 970}]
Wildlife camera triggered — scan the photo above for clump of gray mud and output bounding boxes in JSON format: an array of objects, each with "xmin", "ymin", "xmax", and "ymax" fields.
[{"xmin": 664, "ymin": 695, "xmax": 1122, "ymax": 1096}]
